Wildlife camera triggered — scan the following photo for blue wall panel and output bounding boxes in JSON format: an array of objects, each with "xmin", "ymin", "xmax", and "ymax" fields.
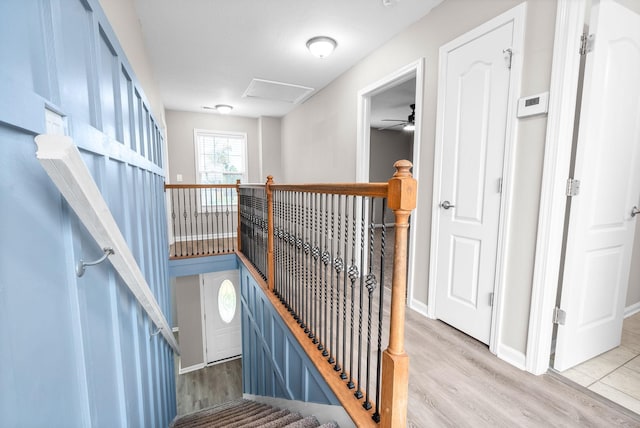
[
  {"xmin": 240, "ymin": 264, "xmax": 340, "ymax": 407},
  {"xmin": 0, "ymin": 0, "xmax": 176, "ymax": 426},
  {"xmin": 0, "ymin": 127, "xmax": 88, "ymax": 427}
]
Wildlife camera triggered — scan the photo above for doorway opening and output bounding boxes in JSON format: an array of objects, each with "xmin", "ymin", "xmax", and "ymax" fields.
[{"xmin": 356, "ymin": 59, "xmax": 423, "ymax": 307}]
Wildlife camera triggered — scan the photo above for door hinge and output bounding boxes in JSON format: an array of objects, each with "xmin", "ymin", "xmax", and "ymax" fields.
[
  {"xmin": 553, "ymin": 307, "xmax": 567, "ymax": 325},
  {"xmin": 498, "ymin": 178, "xmax": 503, "ymax": 194},
  {"xmin": 489, "ymin": 292, "xmax": 495, "ymax": 307},
  {"xmin": 566, "ymin": 178, "xmax": 581, "ymax": 197},
  {"xmin": 579, "ymin": 33, "xmax": 594, "ymax": 55},
  {"xmin": 503, "ymin": 48, "xmax": 513, "ymax": 69}
]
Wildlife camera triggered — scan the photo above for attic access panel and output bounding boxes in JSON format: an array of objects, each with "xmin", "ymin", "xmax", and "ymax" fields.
[{"xmin": 243, "ymin": 78, "xmax": 314, "ymax": 104}]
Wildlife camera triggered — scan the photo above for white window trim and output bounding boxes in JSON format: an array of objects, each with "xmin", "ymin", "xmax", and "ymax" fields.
[
  {"xmin": 193, "ymin": 128, "xmax": 248, "ymax": 185},
  {"xmin": 193, "ymin": 128, "xmax": 247, "ymax": 211}
]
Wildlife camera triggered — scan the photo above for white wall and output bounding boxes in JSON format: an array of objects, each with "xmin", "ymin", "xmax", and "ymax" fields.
[
  {"xmin": 175, "ymin": 275, "xmax": 204, "ymax": 369},
  {"xmin": 369, "ymin": 129, "xmax": 413, "ymax": 183},
  {"xmin": 165, "ymin": 110, "xmax": 262, "ymax": 184},
  {"xmin": 281, "ymin": 0, "xmax": 557, "ymax": 356},
  {"xmin": 259, "ymin": 116, "xmax": 283, "ymax": 180}
]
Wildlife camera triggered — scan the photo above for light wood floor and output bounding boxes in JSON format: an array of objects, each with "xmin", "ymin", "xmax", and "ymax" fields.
[
  {"xmin": 174, "ymin": 307, "xmax": 640, "ymax": 427},
  {"xmin": 403, "ymin": 308, "xmax": 640, "ymax": 427},
  {"xmin": 174, "ymin": 358, "xmax": 242, "ymax": 416}
]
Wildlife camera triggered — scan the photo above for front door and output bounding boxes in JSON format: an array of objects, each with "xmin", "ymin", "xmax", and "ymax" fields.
[
  {"xmin": 202, "ymin": 271, "xmax": 242, "ymax": 364},
  {"xmin": 432, "ymin": 16, "xmax": 514, "ymax": 344},
  {"xmin": 554, "ymin": 0, "xmax": 640, "ymax": 371}
]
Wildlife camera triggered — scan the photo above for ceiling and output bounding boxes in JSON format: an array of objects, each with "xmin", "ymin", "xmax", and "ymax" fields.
[
  {"xmin": 133, "ymin": 0, "xmax": 442, "ymax": 119},
  {"xmin": 370, "ymin": 77, "xmax": 416, "ymax": 130}
]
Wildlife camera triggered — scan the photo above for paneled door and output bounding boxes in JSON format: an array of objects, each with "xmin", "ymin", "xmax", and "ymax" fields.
[
  {"xmin": 554, "ymin": 0, "xmax": 640, "ymax": 371},
  {"xmin": 202, "ymin": 271, "xmax": 242, "ymax": 364},
  {"xmin": 432, "ymin": 16, "xmax": 515, "ymax": 344}
]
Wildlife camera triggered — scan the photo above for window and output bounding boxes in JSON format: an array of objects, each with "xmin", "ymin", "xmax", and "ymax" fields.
[
  {"xmin": 194, "ymin": 129, "xmax": 247, "ymax": 207},
  {"xmin": 194, "ymin": 129, "xmax": 247, "ymax": 185}
]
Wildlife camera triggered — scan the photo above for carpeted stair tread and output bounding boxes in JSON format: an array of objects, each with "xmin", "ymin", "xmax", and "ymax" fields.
[
  {"xmin": 172, "ymin": 400, "xmax": 269, "ymax": 428},
  {"xmin": 171, "ymin": 398, "xmax": 339, "ymax": 428},
  {"xmin": 259, "ymin": 412, "xmax": 306, "ymax": 428},
  {"xmin": 283, "ymin": 415, "xmax": 321, "ymax": 428},
  {"xmin": 185, "ymin": 403, "xmax": 268, "ymax": 427},
  {"xmin": 224, "ymin": 407, "xmax": 288, "ymax": 428},
  {"xmin": 212, "ymin": 404, "xmax": 278, "ymax": 427}
]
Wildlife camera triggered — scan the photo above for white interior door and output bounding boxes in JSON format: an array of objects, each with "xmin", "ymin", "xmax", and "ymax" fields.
[
  {"xmin": 202, "ymin": 270, "xmax": 242, "ymax": 364},
  {"xmin": 433, "ymin": 20, "xmax": 514, "ymax": 345},
  {"xmin": 554, "ymin": 0, "xmax": 640, "ymax": 372}
]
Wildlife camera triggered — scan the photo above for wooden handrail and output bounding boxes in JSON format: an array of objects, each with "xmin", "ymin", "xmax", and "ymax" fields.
[{"xmin": 270, "ymin": 182, "xmax": 388, "ymax": 197}]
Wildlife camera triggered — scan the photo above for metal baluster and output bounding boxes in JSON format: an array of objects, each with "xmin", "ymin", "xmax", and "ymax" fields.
[
  {"xmin": 296, "ymin": 191, "xmax": 303, "ymax": 322},
  {"xmin": 321, "ymin": 193, "xmax": 330, "ymax": 356},
  {"xmin": 302, "ymin": 192, "xmax": 309, "ymax": 332},
  {"xmin": 347, "ymin": 195, "xmax": 358, "ymax": 390},
  {"xmin": 328, "ymin": 193, "xmax": 336, "ymax": 364},
  {"xmin": 363, "ymin": 197, "xmax": 376, "ymax": 410},
  {"xmin": 372, "ymin": 199, "xmax": 387, "ymax": 423},
  {"xmin": 340, "ymin": 195, "xmax": 349, "ymax": 381},
  {"xmin": 273, "ymin": 191, "xmax": 279, "ymax": 298},
  {"xmin": 170, "ymin": 189, "xmax": 177, "ymax": 258},
  {"xmin": 310, "ymin": 193, "xmax": 317, "ymax": 341},
  {"xmin": 186, "ymin": 188, "xmax": 194, "ymax": 256},
  {"xmin": 315, "ymin": 194, "xmax": 324, "ymax": 351},
  {"xmin": 213, "ymin": 187, "xmax": 219, "ymax": 254},
  {"xmin": 287, "ymin": 191, "xmax": 293, "ymax": 311},
  {"xmin": 191, "ymin": 188, "xmax": 198, "ymax": 255},
  {"xmin": 332, "ymin": 194, "xmax": 343, "ymax": 371},
  {"xmin": 203, "ymin": 188, "xmax": 209, "ymax": 255},
  {"xmin": 354, "ymin": 196, "xmax": 366, "ymax": 399}
]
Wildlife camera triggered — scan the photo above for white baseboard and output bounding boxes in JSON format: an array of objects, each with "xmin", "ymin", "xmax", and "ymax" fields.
[
  {"xmin": 179, "ymin": 362, "xmax": 205, "ymax": 375},
  {"xmin": 173, "ymin": 232, "xmax": 237, "ymax": 242},
  {"xmin": 409, "ymin": 299, "xmax": 429, "ymax": 318},
  {"xmin": 497, "ymin": 343, "xmax": 526, "ymax": 371},
  {"xmin": 625, "ymin": 301, "xmax": 640, "ymax": 318},
  {"xmin": 243, "ymin": 394, "xmax": 354, "ymax": 427}
]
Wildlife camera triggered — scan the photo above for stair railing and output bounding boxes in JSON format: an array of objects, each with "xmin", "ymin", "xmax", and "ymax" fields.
[
  {"xmin": 165, "ymin": 184, "xmax": 239, "ymax": 258},
  {"xmin": 237, "ymin": 160, "xmax": 416, "ymax": 428}
]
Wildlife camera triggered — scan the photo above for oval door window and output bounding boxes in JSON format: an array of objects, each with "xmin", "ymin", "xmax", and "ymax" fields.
[{"xmin": 218, "ymin": 279, "xmax": 236, "ymax": 323}]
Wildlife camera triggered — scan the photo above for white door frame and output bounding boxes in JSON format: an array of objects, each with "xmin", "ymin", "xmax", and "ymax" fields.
[
  {"xmin": 356, "ymin": 59, "xmax": 424, "ymax": 311},
  {"xmin": 526, "ymin": 0, "xmax": 586, "ymax": 375},
  {"xmin": 428, "ymin": 3, "xmax": 526, "ymax": 360}
]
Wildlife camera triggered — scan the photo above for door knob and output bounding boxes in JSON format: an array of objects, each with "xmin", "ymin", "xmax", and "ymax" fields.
[
  {"xmin": 440, "ymin": 200, "xmax": 455, "ymax": 210},
  {"xmin": 632, "ymin": 206, "xmax": 640, "ymax": 218}
]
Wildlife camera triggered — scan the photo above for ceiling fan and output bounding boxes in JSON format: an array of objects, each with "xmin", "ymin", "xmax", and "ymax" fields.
[{"xmin": 379, "ymin": 103, "xmax": 415, "ymax": 131}]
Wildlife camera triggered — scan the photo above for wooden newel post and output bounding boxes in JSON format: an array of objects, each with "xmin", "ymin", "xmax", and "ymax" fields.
[
  {"xmin": 236, "ymin": 179, "xmax": 242, "ymax": 253},
  {"xmin": 266, "ymin": 175, "xmax": 275, "ymax": 291},
  {"xmin": 381, "ymin": 160, "xmax": 416, "ymax": 428}
]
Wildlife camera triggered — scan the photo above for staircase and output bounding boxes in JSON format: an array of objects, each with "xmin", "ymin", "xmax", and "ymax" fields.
[{"xmin": 171, "ymin": 399, "xmax": 340, "ymax": 428}]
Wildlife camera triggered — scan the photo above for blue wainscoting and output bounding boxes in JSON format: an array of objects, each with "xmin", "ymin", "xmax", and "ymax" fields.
[
  {"xmin": 0, "ymin": 0, "xmax": 175, "ymax": 427},
  {"xmin": 239, "ymin": 264, "xmax": 340, "ymax": 406}
]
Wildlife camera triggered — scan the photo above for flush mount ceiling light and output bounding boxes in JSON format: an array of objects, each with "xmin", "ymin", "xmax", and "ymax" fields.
[
  {"xmin": 214, "ymin": 104, "xmax": 233, "ymax": 114},
  {"xmin": 306, "ymin": 36, "xmax": 337, "ymax": 59}
]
